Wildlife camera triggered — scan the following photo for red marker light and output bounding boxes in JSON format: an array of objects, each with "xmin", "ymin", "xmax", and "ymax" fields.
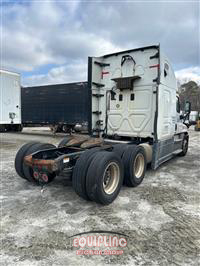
[
  {"xmin": 101, "ymin": 71, "xmax": 109, "ymax": 79},
  {"xmin": 42, "ymin": 174, "xmax": 48, "ymax": 182},
  {"xmin": 33, "ymin": 171, "xmax": 39, "ymax": 179},
  {"xmin": 149, "ymin": 64, "xmax": 160, "ymax": 68}
]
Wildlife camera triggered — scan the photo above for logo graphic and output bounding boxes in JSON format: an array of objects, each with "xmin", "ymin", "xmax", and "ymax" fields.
[{"xmin": 69, "ymin": 230, "xmax": 128, "ymax": 256}]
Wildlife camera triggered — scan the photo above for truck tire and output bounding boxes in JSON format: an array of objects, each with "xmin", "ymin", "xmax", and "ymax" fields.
[
  {"xmin": 12, "ymin": 124, "xmax": 23, "ymax": 132},
  {"xmin": 23, "ymin": 143, "xmax": 56, "ymax": 183},
  {"xmin": 86, "ymin": 151, "xmax": 124, "ymax": 205},
  {"xmin": 0, "ymin": 125, "xmax": 6, "ymax": 132},
  {"xmin": 178, "ymin": 135, "xmax": 189, "ymax": 156},
  {"xmin": 195, "ymin": 125, "xmax": 200, "ymax": 131},
  {"xmin": 16, "ymin": 125, "xmax": 23, "ymax": 132},
  {"xmin": 15, "ymin": 142, "xmax": 38, "ymax": 179},
  {"xmin": 58, "ymin": 136, "xmax": 73, "ymax": 147},
  {"xmin": 62, "ymin": 125, "xmax": 72, "ymax": 133},
  {"xmin": 112, "ymin": 143, "xmax": 128, "ymax": 158},
  {"xmin": 122, "ymin": 145, "xmax": 147, "ymax": 187},
  {"xmin": 72, "ymin": 147, "xmax": 101, "ymax": 200}
]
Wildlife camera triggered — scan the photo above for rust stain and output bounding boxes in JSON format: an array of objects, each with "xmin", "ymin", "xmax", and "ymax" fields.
[
  {"xmin": 24, "ymin": 155, "xmax": 57, "ymax": 172},
  {"xmin": 80, "ymin": 137, "xmax": 104, "ymax": 148},
  {"xmin": 65, "ymin": 135, "xmax": 90, "ymax": 147}
]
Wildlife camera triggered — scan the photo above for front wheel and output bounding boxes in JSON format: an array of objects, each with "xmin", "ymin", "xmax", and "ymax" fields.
[{"xmin": 178, "ymin": 135, "xmax": 189, "ymax": 156}]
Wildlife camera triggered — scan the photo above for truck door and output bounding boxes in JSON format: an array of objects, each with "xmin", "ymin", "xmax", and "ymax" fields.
[{"xmin": 108, "ymin": 85, "xmax": 153, "ymax": 137}]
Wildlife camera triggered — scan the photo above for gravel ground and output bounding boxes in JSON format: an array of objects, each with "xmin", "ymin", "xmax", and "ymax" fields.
[{"xmin": 0, "ymin": 128, "xmax": 200, "ymax": 266}]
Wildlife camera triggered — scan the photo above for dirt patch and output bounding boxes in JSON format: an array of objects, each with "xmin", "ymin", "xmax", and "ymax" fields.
[{"xmin": 0, "ymin": 129, "xmax": 200, "ymax": 265}]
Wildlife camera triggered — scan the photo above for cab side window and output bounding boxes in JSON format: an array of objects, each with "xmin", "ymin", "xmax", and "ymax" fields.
[
  {"xmin": 164, "ymin": 63, "xmax": 169, "ymax": 77},
  {"xmin": 176, "ymin": 96, "xmax": 180, "ymax": 113}
]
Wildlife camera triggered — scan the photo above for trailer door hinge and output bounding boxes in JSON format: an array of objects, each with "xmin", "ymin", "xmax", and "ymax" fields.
[{"xmin": 94, "ymin": 61, "xmax": 110, "ymax": 67}]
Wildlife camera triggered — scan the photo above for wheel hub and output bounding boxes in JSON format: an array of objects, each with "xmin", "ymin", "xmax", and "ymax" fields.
[
  {"xmin": 133, "ymin": 153, "xmax": 145, "ymax": 179},
  {"xmin": 102, "ymin": 162, "xmax": 120, "ymax": 195}
]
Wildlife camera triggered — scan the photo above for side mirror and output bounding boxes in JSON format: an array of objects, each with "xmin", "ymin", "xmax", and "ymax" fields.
[{"xmin": 184, "ymin": 101, "xmax": 191, "ymax": 113}]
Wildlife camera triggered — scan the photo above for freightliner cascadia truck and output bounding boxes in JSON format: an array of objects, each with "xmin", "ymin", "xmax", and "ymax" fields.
[{"xmin": 15, "ymin": 45, "xmax": 191, "ymax": 205}]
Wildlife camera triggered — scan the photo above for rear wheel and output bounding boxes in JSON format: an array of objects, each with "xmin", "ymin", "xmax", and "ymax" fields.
[
  {"xmin": 0, "ymin": 125, "xmax": 6, "ymax": 132},
  {"xmin": 15, "ymin": 142, "xmax": 38, "ymax": 179},
  {"xmin": 112, "ymin": 143, "xmax": 128, "ymax": 158},
  {"xmin": 72, "ymin": 147, "xmax": 101, "ymax": 200},
  {"xmin": 122, "ymin": 145, "xmax": 147, "ymax": 187},
  {"xmin": 13, "ymin": 124, "xmax": 23, "ymax": 132},
  {"xmin": 62, "ymin": 125, "xmax": 72, "ymax": 133},
  {"xmin": 86, "ymin": 151, "xmax": 124, "ymax": 205},
  {"xmin": 16, "ymin": 125, "xmax": 23, "ymax": 132},
  {"xmin": 23, "ymin": 143, "xmax": 56, "ymax": 183}
]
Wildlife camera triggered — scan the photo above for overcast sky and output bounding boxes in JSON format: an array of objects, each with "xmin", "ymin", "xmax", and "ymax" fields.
[{"xmin": 1, "ymin": 0, "xmax": 200, "ymax": 86}]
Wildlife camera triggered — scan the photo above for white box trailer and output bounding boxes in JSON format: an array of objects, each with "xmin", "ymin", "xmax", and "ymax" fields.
[
  {"xmin": 0, "ymin": 70, "xmax": 22, "ymax": 132},
  {"xmin": 14, "ymin": 45, "xmax": 191, "ymax": 205}
]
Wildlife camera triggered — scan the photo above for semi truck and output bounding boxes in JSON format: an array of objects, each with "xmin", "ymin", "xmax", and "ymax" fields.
[
  {"xmin": 0, "ymin": 70, "xmax": 22, "ymax": 132},
  {"xmin": 15, "ymin": 45, "xmax": 191, "ymax": 205},
  {"xmin": 21, "ymin": 82, "xmax": 89, "ymax": 133}
]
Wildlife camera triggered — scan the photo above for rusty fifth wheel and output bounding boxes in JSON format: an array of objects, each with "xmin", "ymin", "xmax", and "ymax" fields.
[{"xmin": 86, "ymin": 151, "xmax": 124, "ymax": 205}]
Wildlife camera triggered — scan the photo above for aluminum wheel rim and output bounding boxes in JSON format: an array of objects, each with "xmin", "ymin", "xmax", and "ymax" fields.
[
  {"xmin": 133, "ymin": 153, "xmax": 145, "ymax": 179},
  {"xmin": 103, "ymin": 162, "xmax": 120, "ymax": 195}
]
